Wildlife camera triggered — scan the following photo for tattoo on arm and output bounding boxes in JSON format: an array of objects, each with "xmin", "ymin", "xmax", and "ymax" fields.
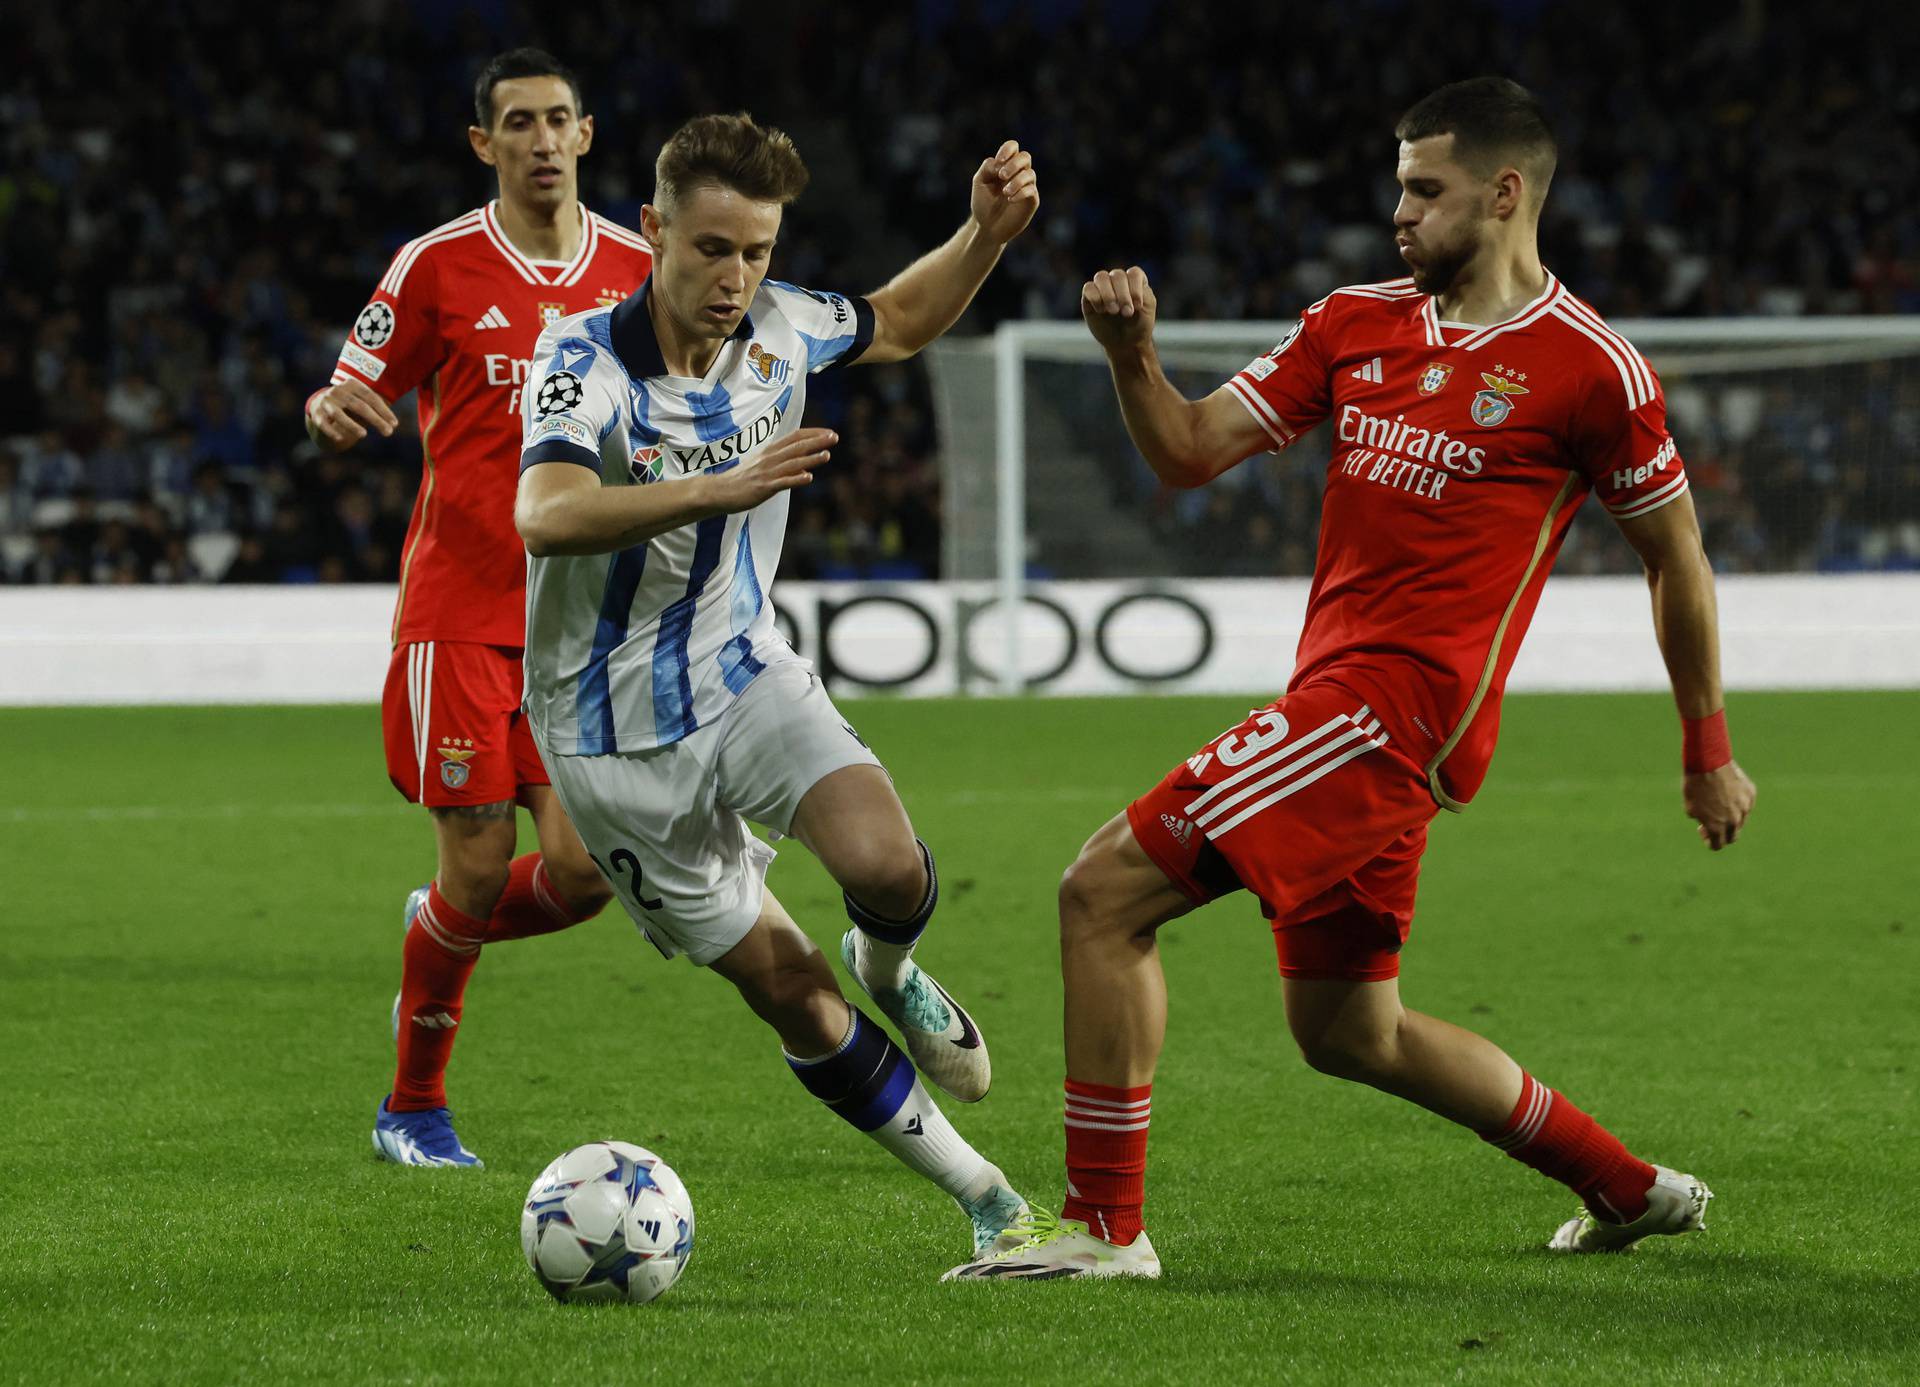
[{"xmin": 431, "ymin": 800, "xmax": 516, "ymax": 821}]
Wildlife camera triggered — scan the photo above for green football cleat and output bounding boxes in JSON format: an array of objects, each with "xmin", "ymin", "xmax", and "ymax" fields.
[
  {"xmin": 942, "ymin": 1208, "xmax": 1161, "ymax": 1281},
  {"xmin": 1549, "ymin": 1166, "xmax": 1714, "ymax": 1252},
  {"xmin": 958, "ymin": 1170, "xmax": 1031, "ymax": 1256}
]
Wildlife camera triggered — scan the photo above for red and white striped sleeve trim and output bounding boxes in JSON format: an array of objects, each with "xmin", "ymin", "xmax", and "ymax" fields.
[
  {"xmin": 1605, "ymin": 469, "xmax": 1689, "ymax": 519},
  {"xmin": 1224, "ymin": 374, "xmax": 1295, "ymax": 450}
]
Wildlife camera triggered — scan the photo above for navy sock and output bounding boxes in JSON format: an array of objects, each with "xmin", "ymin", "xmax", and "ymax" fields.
[
  {"xmin": 786, "ymin": 1008, "xmax": 916, "ymax": 1131},
  {"xmin": 843, "ymin": 838, "xmax": 938, "ymax": 949}
]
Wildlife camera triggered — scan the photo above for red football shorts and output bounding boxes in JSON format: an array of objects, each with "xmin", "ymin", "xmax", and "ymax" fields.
[
  {"xmin": 1126, "ymin": 679, "xmax": 1439, "ymax": 982},
  {"xmin": 381, "ymin": 641, "xmax": 550, "ymax": 807}
]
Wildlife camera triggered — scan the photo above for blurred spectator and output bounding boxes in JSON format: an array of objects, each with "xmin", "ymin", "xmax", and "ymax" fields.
[{"xmin": 0, "ymin": 0, "xmax": 1915, "ymax": 587}]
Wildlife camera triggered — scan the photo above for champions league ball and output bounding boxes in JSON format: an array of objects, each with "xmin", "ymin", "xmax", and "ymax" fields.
[{"xmin": 521, "ymin": 1141, "xmax": 694, "ymax": 1304}]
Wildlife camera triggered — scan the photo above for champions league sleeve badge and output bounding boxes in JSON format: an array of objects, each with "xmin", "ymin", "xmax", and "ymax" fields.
[
  {"xmin": 353, "ymin": 301, "xmax": 395, "ymax": 350},
  {"xmin": 536, "ymin": 370, "xmax": 586, "ymax": 417}
]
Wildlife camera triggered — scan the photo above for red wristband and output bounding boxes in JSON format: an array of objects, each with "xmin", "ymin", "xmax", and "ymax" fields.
[{"xmin": 1682, "ymin": 709, "xmax": 1731, "ymax": 774}]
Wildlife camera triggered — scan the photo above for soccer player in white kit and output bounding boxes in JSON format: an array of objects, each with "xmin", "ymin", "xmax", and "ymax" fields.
[{"xmin": 513, "ymin": 114, "xmax": 1041, "ymax": 1260}]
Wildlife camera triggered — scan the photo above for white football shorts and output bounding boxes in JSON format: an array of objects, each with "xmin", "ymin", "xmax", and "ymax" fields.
[{"xmin": 542, "ymin": 658, "xmax": 883, "ymax": 965}]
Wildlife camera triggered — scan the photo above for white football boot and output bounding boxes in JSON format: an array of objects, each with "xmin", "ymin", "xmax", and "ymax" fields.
[
  {"xmin": 1549, "ymin": 1165, "xmax": 1714, "ymax": 1252},
  {"xmin": 942, "ymin": 1208, "xmax": 1161, "ymax": 1281},
  {"xmin": 841, "ymin": 929, "xmax": 991, "ymax": 1103}
]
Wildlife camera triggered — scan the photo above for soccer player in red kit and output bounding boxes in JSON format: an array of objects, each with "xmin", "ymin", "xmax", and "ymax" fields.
[
  {"xmin": 949, "ymin": 77, "xmax": 1757, "ymax": 1279},
  {"xmin": 303, "ymin": 49, "xmax": 651, "ymax": 1167}
]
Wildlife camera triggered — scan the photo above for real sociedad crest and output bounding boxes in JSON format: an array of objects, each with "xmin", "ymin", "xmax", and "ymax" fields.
[
  {"xmin": 1471, "ymin": 370, "xmax": 1530, "ymax": 426},
  {"xmin": 746, "ymin": 342, "xmax": 788, "ymax": 384}
]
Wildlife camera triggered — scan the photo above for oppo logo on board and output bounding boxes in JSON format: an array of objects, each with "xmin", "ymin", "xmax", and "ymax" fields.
[{"xmin": 770, "ymin": 586, "xmax": 1216, "ymax": 691}]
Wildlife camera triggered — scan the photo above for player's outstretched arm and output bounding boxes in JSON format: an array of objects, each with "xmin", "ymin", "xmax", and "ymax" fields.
[
  {"xmin": 304, "ymin": 378, "xmax": 399, "ymax": 453},
  {"xmin": 1082, "ymin": 266, "xmax": 1269, "ymax": 488},
  {"xmin": 1615, "ymin": 492, "xmax": 1756, "ymax": 850},
  {"xmin": 859, "ymin": 141, "xmax": 1039, "ymax": 365},
  {"xmin": 515, "ymin": 429, "xmax": 837, "ymax": 557}
]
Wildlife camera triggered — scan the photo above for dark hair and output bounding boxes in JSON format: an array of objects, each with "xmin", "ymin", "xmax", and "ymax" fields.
[
  {"xmin": 472, "ymin": 48, "xmax": 584, "ymax": 130},
  {"xmin": 1396, "ymin": 77, "xmax": 1556, "ymax": 203},
  {"xmin": 654, "ymin": 112, "xmax": 809, "ymax": 216}
]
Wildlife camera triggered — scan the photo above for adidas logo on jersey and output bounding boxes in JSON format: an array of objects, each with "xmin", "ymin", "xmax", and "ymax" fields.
[
  {"xmin": 473, "ymin": 306, "xmax": 511, "ymax": 330},
  {"xmin": 1351, "ymin": 357, "xmax": 1385, "ymax": 384},
  {"xmin": 1159, "ymin": 813, "xmax": 1195, "ymax": 847}
]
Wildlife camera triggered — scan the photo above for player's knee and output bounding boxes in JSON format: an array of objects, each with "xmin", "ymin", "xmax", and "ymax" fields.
[
  {"xmin": 839, "ymin": 840, "xmax": 926, "ymax": 921},
  {"xmin": 1293, "ymin": 1021, "xmax": 1401, "ymax": 1083},
  {"xmin": 1058, "ymin": 845, "xmax": 1123, "ymax": 941},
  {"xmin": 439, "ymin": 858, "xmax": 511, "ymax": 916},
  {"xmin": 543, "ymin": 852, "xmax": 613, "ymax": 912}
]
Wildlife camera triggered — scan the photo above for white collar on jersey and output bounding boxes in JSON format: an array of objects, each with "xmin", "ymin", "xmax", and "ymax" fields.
[
  {"xmin": 479, "ymin": 200, "xmax": 597, "ymax": 288},
  {"xmin": 1420, "ymin": 271, "xmax": 1562, "ymax": 351}
]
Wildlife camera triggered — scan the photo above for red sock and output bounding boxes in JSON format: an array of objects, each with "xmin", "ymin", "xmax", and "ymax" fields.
[
  {"xmin": 482, "ymin": 854, "xmax": 600, "ymax": 944},
  {"xmin": 1482, "ymin": 1073, "xmax": 1657, "ymax": 1222},
  {"xmin": 390, "ymin": 885, "xmax": 485, "ymax": 1112},
  {"xmin": 1061, "ymin": 1078, "xmax": 1152, "ymax": 1245}
]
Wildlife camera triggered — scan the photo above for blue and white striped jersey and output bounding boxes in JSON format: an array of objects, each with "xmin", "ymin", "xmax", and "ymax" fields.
[{"xmin": 518, "ymin": 277, "xmax": 873, "ymax": 754}]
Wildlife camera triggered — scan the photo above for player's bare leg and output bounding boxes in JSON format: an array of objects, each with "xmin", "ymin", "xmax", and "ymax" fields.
[
  {"xmin": 523, "ymin": 786, "xmax": 615, "ymax": 918},
  {"xmin": 1283, "ymin": 976, "xmax": 1709, "ymax": 1249},
  {"xmin": 430, "ymin": 801, "xmax": 518, "ymax": 918},
  {"xmin": 1282, "ymin": 975, "xmax": 1521, "ymax": 1128},
  {"xmin": 1058, "ymin": 813, "xmax": 1195, "ymax": 1086},
  {"xmin": 709, "ymin": 890, "xmax": 1027, "ymax": 1253},
  {"xmin": 948, "ymin": 813, "xmax": 1189, "ymax": 1279},
  {"xmin": 790, "ymin": 765, "xmax": 992, "ymax": 1102}
]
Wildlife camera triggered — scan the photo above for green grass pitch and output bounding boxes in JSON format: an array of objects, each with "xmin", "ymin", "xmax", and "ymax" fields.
[{"xmin": 1, "ymin": 690, "xmax": 1912, "ymax": 1385}]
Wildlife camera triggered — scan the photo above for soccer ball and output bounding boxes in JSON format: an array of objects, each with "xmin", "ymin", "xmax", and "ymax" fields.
[{"xmin": 521, "ymin": 1141, "xmax": 694, "ymax": 1304}]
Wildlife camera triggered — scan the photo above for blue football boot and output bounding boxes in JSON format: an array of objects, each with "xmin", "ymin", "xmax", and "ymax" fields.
[{"xmin": 372, "ymin": 1096, "xmax": 483, "ymax": 1168}]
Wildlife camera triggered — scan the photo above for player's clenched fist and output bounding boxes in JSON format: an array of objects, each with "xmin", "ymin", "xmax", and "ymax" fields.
[
  {"xmin": 305, "ymin": 377, "xmax": 400, "ymax": 452},
  {"xmin": 970, "ymin": 140, "xmax": 1040, "ymax": 246},
  {"xmin": 1684, "ymin": 760, "xmax": 1756, "ymax": 851},
  {"xmin": 703, "ymin": 428, "xmax": 836, "ymax": 514},
  {"xmin": 1081, "ymin": 267, "xmax": 1157, "ymax": 352}
]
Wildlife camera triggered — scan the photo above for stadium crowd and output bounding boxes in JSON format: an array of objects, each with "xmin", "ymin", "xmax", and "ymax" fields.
[{"xmin": 3, "ymin": 0, "xmax": 1915, "ymax": 586}]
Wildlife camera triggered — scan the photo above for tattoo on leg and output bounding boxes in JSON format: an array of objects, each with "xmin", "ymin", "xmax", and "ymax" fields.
[{"xmin": 431, "ymin": 801, "xmax": 516, "ymax": 821}]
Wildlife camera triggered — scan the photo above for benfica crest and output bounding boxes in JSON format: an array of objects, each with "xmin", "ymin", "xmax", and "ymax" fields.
[
  {"xmin": 1471, "ymin": 370, "xmax": 1530, "ymax": 426},
  {"xmin": 436, "ymin": 738, "xmax": 475, "ymax": 789},
  {"xmin": 538, "ymin": 302, "xmax": 566, "ymax": 327},
  {"xmin": 1418, "ymin": 362, "xmax": 1454, "ymax": 396}
]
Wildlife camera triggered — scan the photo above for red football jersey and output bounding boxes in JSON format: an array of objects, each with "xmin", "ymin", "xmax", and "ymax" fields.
[
  {"xmin": 330, "ymin": 201, "xmax": 652, "ymax": 646},
  {"xmin": 1224, "ymin": 273, "xmax": 1687, "ymax": 809}
]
